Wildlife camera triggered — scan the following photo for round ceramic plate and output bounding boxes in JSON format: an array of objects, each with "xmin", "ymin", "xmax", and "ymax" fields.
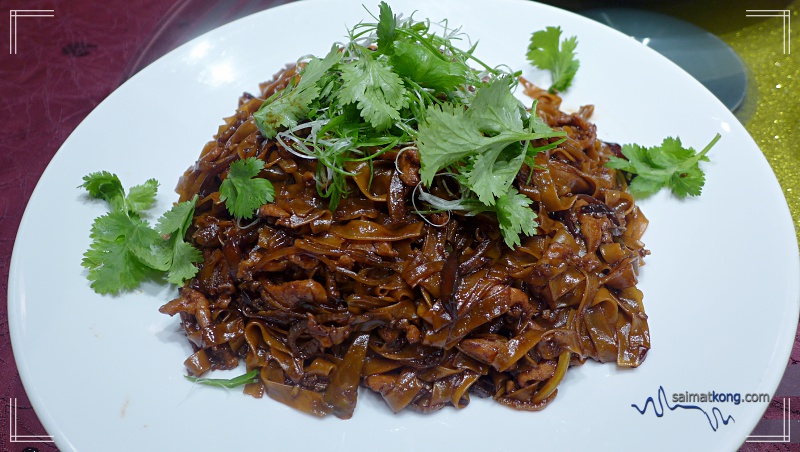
[{"xmin": 9, "ymin": 0, "xmax": 799, "ymax": 450}]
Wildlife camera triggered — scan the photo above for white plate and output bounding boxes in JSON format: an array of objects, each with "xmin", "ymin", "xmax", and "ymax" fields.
[{"xmin": 9, "ymin": 0, "xmax": 799, "ymax": 450}]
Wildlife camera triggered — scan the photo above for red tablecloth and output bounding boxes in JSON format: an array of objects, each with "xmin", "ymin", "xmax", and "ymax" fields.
[{"xmin": 1, "ymin": 1, "xmax": 797, "ymax": 451}]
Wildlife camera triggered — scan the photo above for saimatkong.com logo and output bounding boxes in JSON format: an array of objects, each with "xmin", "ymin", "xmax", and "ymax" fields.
[
  {"xmin": 632, "ymin": 386, "xmax": 771, "ymax": 432},
  {"xmin": 672, "ymin": 390, "xmax": 771, "ymax": 406}
]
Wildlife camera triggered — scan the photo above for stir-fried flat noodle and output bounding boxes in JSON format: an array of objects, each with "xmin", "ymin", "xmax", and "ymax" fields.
[{"xmin": 160, "ymin": 65, "xmax": 651, "ymax": 419}]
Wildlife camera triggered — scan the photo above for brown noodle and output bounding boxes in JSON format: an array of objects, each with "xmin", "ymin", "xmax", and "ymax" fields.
[{"xmin": 159, "ymin": 65, "xmax": 651, "ymax": 419}]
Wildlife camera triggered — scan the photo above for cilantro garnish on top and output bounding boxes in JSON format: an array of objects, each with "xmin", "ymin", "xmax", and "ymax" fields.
[{"xmin": 251, "ymin": 1, "xmax": 567, "ymax": 247}]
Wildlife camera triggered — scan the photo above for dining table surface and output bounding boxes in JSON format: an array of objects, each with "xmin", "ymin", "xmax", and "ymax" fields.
[{"xmin": 1, "ymin": 0, "xmax": 798, "ymax": 450}]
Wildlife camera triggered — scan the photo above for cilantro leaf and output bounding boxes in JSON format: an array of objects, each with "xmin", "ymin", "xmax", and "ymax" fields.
[
  {"xmin": 526, "ymin": 26, "xmax": 579, "ymax": 93},
  {"xmin": 468, "ymin": 76, "xmax": 525, "ymax": 133},
  {"xmin": 417, "ymin": 102, "xmax": 489, "ymax": 185},
  {"xmin": 88, "ymin": 209, "xmax": 143, "ymax": 243},
  {"xmin": 80, "ymin": 171, "xmax": 126, "ymax": 212},
  {"xmin": 376, "ymin": 1, "xmax": 396, "ymax": 53},
  {"xmin": 417, "ymin": 78, "xmax": 564, "ymax": 205},
  {"xmin": 460, "ymin": 78, "xmax": 529, "ymax": 204},
  {"xmin": 87, "ymin": 196, "xmax": 169, "ymax": 279},
  {"xmin": 126, "ymin": 179, "xmax": 159, "ymax": 215},
  {"xmin": 338, "ymin": 51, "xmax": 408, "ymax": 131},
  {"xmin": 82, "ymin": 234, "xmax": 150, "ymax": 294},
  {"xmin": 167, "ymin": 241, "xmax": 203, "ymax": 285},
  {"xmin": 495, "ymin": 187, "xmax": 538, "ymax": 248},
  {"xmin": 156, "ymin": 196, "xmax": 196, "ymax": 237},
  {"xmin": 254, "ymin": 46, "xmax": 343, "ymax": 138},
  {"xmin": 391, "ymin": 40, "xmax": 467, "ymax": 93},
  {"xmin": 465, "ymin": 143, "xmax": 527, "ymax": 205},
  {"xmin": 156, "ymin": 196, "xmax": 202, "ymax": 284},
  {"xmin": 219, "ymin": 157, "xmax": 275, "ymax": 220},
  {"xmin": 669, "ymin": 164, "xmax": 706, "ymax": 198},
  {"xmin": 80, "ymin": 172, "xmax": 159, "ymax": 217},
  {"xmin": 127, "ymin": 228, "xmax": 171, "ymax": 271},
  {"xmin": 606, "ymin": 134, "xmax": 720, "ymax": 198},
  {"xmin": 82, "ymin": 211, "xmax": 160, "ymax": 294}
]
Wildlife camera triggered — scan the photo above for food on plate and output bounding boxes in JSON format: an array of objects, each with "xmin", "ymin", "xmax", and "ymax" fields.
[{"xmin": 156, "ymin": 2, "xmax": 651, "ymax": 418}]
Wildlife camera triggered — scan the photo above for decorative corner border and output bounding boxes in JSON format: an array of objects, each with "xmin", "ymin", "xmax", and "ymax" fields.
[
  {"xmin": 746, "ymin": 397, "xmax": 792, "ymax": 443},
  {"xmin": 8, "ymin": 9, "xmax": 55, "ymax": 55},
  {"xmin": 6, "ymin": 398, "xmax": 54, "ymax": 443},
  {"xmin": 745, "ymin": 9, "xmax": 792, "ymax": 55}
]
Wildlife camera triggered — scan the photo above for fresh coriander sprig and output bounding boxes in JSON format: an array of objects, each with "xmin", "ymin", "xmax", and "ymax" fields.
[
  {"xmin": 418, "ymin": 78, "xmax": 566, "ymax": 203},
  {"xmin": 219, "ymin": 157, "xmax": 275, "ymax": 220},
  {"xmin": 80, "ymin": 171, "xmax": 158, "ymax": 216},
  {"xmin": 80, "ymin": 172, "xmax": 202, "ymax": 294},
  {"xmin": 251, "ymin": 1, "xmax": 512, "ymax": 212},
  {"xmin": 249, "ymin": 3, "xmax": 577, "ymax": 248},
  {"xmin": 416, "ymin": 78, "xmax": 566, "ymax": 247},
  {"xmin": 606, "ymin": 134, "xmax": 721, "ymax": 198},
  {"xmin": 526, "ymin": 26, "xmax": 579, "ymax": 93}
]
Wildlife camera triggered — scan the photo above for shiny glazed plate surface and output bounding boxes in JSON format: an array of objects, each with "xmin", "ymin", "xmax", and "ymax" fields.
[{"xmin": 8, "ymin": 0, "xmax": 799, "ymax": 450}]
